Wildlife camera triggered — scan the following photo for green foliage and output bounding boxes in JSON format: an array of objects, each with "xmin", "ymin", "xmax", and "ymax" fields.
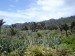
[
  {"xmin": 24, "ymin": 45, "xmax": 54, "ymax": 56},
  {"xmin": 10, "ymin": 28, "xmax": 18, "ymax": 36},
  {"xmin": 21, "ymin": 26, "xmax": 28, "ymax": 30},
  {"xmin": 0, "ymin": 19, "xmax": 5, "ymax": 34},
  {"xmin": 70, "ymin": 21, "xmax": 75, "ymax": 33},
  {"xmin": 60, "ymin": 24, "xmax": 69, "ymax": 36},
  {"xmin": 0, "ymin": 27, "xmax": 75, "ymax": 56},
  {"xmin": 37, "ymin": 32, "xmax": 42, "ymax": 37},
  {"xmin": 31, "ymin": 22, "xmax": 37, "ymax": 32},
  {"xmin": 8, "ymin": 50, "xmax": 19, "ymax": 56}
]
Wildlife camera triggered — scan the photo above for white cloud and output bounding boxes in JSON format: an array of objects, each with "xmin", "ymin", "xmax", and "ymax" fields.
[
  {"xmin": 0, "ymin": 0, "xmax": 75, "ymax": 24},
  {"xmin": 0, "ymin": 11, "xmax": 29, "ymax": 18},
  {"xmin": 35, "ymin": 0, "xmax": 75, "ymax": 18}
]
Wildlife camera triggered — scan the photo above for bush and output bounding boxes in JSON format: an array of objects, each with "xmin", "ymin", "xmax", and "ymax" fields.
[
  {"xmin": 24, "ymin": 45, "xmax": 54, "ymax": 56},
  {"xmin": 8, "ymin": 50, "xmax": 19, "ymax": 56},
  {"xmin": 10, "ymin": 28, "xmax": 18, "ymax": 36},
  {"xmin": 37, "ymin": 32, "xmax": 42, "ymax": 37}
]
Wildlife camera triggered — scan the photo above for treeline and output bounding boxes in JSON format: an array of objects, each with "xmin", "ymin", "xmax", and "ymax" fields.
[
  {"xmin": 1, "ymin": 15, "xmax": 75, "ymax": 34},
  {"xmin": 9, "ymin": 15, "xmax": 75, "ymax": 30},
  {"xmin": 6, "ymin": 16, "xmax": 75, "ymax": 31}
]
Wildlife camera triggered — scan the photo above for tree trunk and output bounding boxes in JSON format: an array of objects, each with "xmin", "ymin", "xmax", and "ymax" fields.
[
  {"xmin": 0, "ymin": 26, "xmax": 1, "ymax": 34},
  {"xmin": 66, "ymin": 30, "xmax": 68, "ymax": 37}
]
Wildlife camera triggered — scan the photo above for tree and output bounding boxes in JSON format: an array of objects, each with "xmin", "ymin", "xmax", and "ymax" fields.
[
  {"xmin": 60, "ymin": 24, "xmax": 69, "ymax": 36},
  {"xmin": 63, "ymin": 24, "xmax": 69, "ymax": 36},
  {"xmin": 59, "ymin": 25, "xmax": 63, "ymax": 32},
  {"xmin": 10, "ymin": 27, "xmax": 17, "ymax": 36},
  {"xmin": 70, "ymin": 21, "xmax": 75, "ymax": 33},
  {"xmin": 21, "ymin": 26, "xmax": 28, "ymax": 30},
  {"xmin": 36, "ymin": 23, "xmax": 42, "ymax": 30},
  {"xmin": 40, "ymin": 22, "xmax": 45, "ymax": 30},
  {"xmin": 11, "ymin": 24, "xmax": 16, "ymax": 28},
  {"xmin": 10, "ymin": 24, "xmax": 17, "ymax": 36},
  {"xmin": 0, "ymin": 19, "xmax": 5, "ymax": 34},
  {"xmin": 31, "ymin": 22, "xmax": 37, "ymax": 32}
]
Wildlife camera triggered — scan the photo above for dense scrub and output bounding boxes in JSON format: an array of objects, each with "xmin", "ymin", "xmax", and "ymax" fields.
[{"xmin": 0, "ymin": 28, "xmax": 75, "ymax": 56}]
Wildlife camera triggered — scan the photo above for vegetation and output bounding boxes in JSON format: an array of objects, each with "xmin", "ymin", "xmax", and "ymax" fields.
[
  {"xmin": 0, "ymin": 16, "xmax": 75, "ymax": 56},
  {"xmin": 0, "ymin": 19, "xmax": 5, "ymax": 34}
]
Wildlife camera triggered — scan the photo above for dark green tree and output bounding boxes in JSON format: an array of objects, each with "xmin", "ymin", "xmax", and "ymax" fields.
[
  {"xmin": 40, "ymin": 22, "xmax": 45, "ymax": 30},
  {"xmin": 70, "ymin": 21, "xmax": 75, "ymax": 33},
  {"xmin": 59, "ymin": 25, "xmax": 63, "ymax": 32},
  {"xmin": 11, "ymin": 24, "xmax": 16, "ymax": 28},
  {"xmin": 36, "ymin": 23, "xmax": 42, "ymax": 30},
  {"xmin": 60, "ymin": 24, "xmax": 69, "ymax": 36},
  {"xmin": 31, "ymin": 22, "xmax": 37, "ymax": 32},
  {"xmin": 10, "ymin": 27, "xmax": 17, "ymax": 36},
  {"xmin": 10, "ymin": 24, "xmax": 17, "ymax": 36},
  {"xmin": 0, "ymin": 19, "xmax": 5, "ymax": 34},
  {"xmin": 22, "ymin": 26, "xmax": 28, "ymax": 30}
]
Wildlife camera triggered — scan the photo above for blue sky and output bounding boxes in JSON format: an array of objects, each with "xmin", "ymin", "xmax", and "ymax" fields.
[{"xmin": 0, "ymin": 0, "xmax": 75, "ymax": 25}]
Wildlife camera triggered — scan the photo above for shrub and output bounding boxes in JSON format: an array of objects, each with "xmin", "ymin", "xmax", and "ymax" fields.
[
  {"xmin": 37, "ymin": 32, "xmax": 42, "ymax": 37},
  {"xmin": 8, "ymin": 50, "xmax": 19, "ymax": 56},
  {"xmin": 24, "ymin": 45, "xmax": 54, "ymax": 56},
  {"xmin": 10, "ymin": 28, "xmax": 18, "ymax": 36}
]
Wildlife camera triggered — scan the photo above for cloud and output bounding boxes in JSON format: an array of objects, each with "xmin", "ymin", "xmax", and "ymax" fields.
[
  {"xmin": 22, "ymin": 0, "xmax": 75, "ymax": 20},
  {"xmin": 36, "ymin": 0, "xmax": 75, "ymax": 18},
  {"xmin": 0, "ymin": 0, "xmax": 75, "ymax": 24},
  {"xmin": 0, "ymin": 11, "xmax": 30, "ymax": 18}
]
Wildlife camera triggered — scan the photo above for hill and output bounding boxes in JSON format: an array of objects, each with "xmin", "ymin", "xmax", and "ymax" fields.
[{"xmin": 3, "ymin": 15, "xmax": 75, "ymax": 30}]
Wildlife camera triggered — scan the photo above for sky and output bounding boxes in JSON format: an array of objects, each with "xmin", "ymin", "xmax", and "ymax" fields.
[{"xmin": 0, "ymin": 0, "xmax": 75, "ymax": 25}]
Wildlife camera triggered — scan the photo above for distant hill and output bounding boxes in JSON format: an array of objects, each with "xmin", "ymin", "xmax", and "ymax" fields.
[
  {"xmin": 43, "ymin": 16, "xmax": 75, "ymax": 28},
  {"xmin": 2, "ymin": 25, "xmax": 10, "ymax": 28},
  {"xmin": 3, "ymin": 15, "xmax": 75, "ymax": 29}
]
